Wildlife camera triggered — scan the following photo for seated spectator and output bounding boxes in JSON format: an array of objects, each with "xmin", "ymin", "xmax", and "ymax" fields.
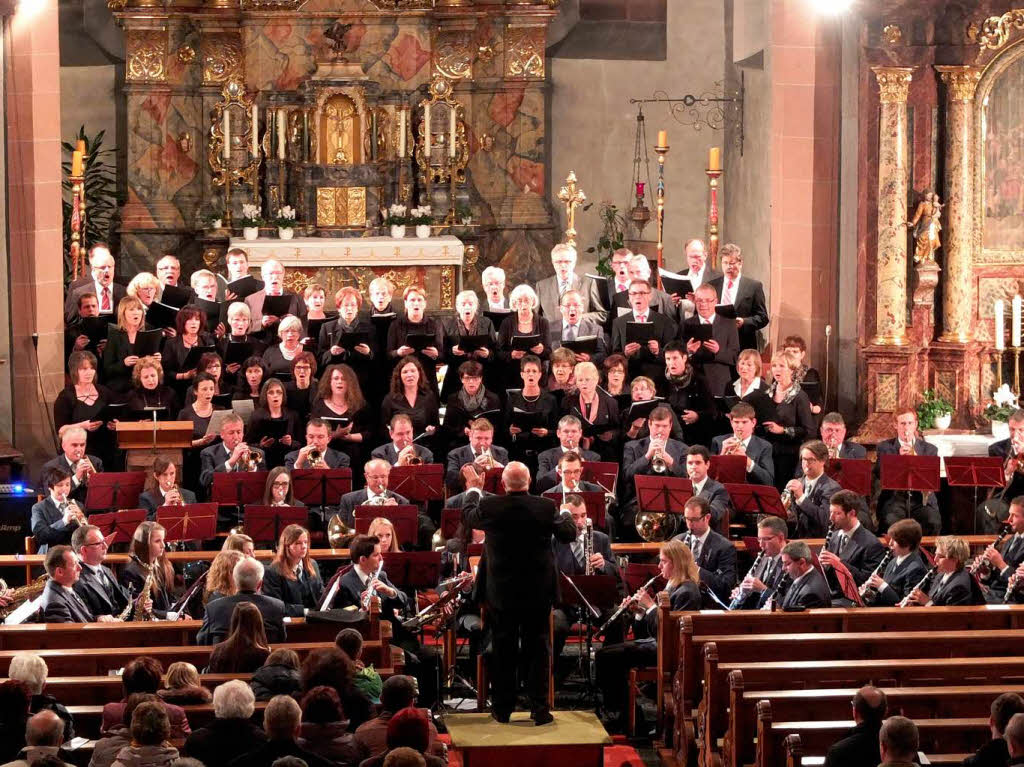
[
  {"xmin": 335, "ymin": 630, "xmax": 382, "ymax": 706},
  {"xmin": 227, "ymin": 695, "xmax": 330, "ymax": 767},
  {"xmin": 0, "ymin": 681, "xmax": 31, "ymax": 762},
  {"xmin": 2, "ymin": 710, "xmax": 72, "ymax": 767},
  {"xmin": 297, "ymin": 686, "xmax": 363, "ymax": 765},
  {"xmin": 110, "ymin": 701, "xmax": 179, "ymax": 767},
  {"xmin": 207, "ymin": 602, "xmax": 272, "ymax": 674},
  {"xmin": 301, "ymin": 648, "xmax": 373, "ymax": 731},
  {"xmin": 158, "ymin": 663, "xmax": 210, "ymax": 707},
  {"xmin": 101, "ymin": 658, "xmax": 190, "ymax": 740},
  {"xmin": 8, "ymin": 654, "xmax": 74, "ymax": 743},
  {"xmin": 382, "ymin": 748, "xmax": 426, "ymax": 767},
  {"xmin": 1007, "ymin": 712, "xmax": 1024, "ymax": 765},
  {"xmin": 202, "ymin": 549, "xmax": 244, "ymax": 606},
  {"xmin": 823, "ymin": 686, "xmax": 886, "ymax": 767},
  {"xmin": 354, "ymin": 677, "xmax": 442, "ymax": 760},
  {"xmin": 182, "ymin": 680, "xmax": 266, "ymax": 767},
  {"xmin": 90, "ymin": 693, "xmax": 156, "ymax": 767},
  {"xmin": 962, "ymin": 692, "xmax": 1024, "ymax": 767},
  {"xmin": 878, "ymin": 716, "xmax": 919, "ymax": 767},
  {"xmin": 358, "ymin": 707, "xmax": 445, "ymax": 767},
  {"xmin": 251, "ymin": 649, "xmax": 303, "ymax": 702}
]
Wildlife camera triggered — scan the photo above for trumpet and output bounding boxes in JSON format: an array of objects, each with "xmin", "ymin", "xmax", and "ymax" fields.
[
  {"xmin": 473, "ymin": 449, "xmax": 497, "ymax": 470},
  {"xmin": 899, "ymin": 564, "xmax": 938, "ymax": 607},
  {"xmin": 858, "ymin": 550, "xmax": 893, "ymax": 605},
  {"xmin": 164, "ymin": 486, "xmax": 185, "ymax": 506},
  {"xmin": 238, "ymin": 447, "xmax": 264, "ymax": 472},
  {"xmin": 396, "ymin": 444, "xmax": 422, "ymax": 466},
  {"xmin": 826, "ymin": 442, "xmax": 840, "ymax": 460},
  {"xmin": 74, "ymin": 456, "xmax": 97, "ymax": 480},
  {"xmin": 598, "ymin": 574, "xmax": 659, "ymax": 635},
  {"xmin": 61, "ymin": 500, "xmax": 87, "ymax": 526},
  {"xmin": 650, "ymin": 439, "xmax": 669, "ymax": 474},
  {"xmin": 361, "ymin": 560, "xmax": 385, "ymax": 611},
  {"xmin": 721, "ymin": 434, "xmax": 746, "ymax": 456},
  {"xmin": 780, "ymin": 488, "xmax": 795, "ymax": 516},
  {"xmin": 306, "ymin": 448, "xmax": 328, "ymax": 469},
  {"xmin": 365, "ymin": 488, "xmax": 392, "ymax": 506}
]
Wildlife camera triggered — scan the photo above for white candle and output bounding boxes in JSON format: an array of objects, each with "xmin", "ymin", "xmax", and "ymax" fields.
[
  {"xmin": 399, "ymin": 110, "xmax": 407, "ymax": 158},
  {"xmin": 449, "ymin": 106, "xmax": 457, "ymax": 158},
  {"xmin": 222, "ymin": 109, "xmax": 231, "ymax": 161},
  {"xmin": 251, "ymin": 105, "xmax": 259, "ymax": 156},
  {"xmin": 1014, "ymin": 295, "xmax": 1023, "ymax": 348},
  {"xmin": 277, "ymin": 109, "xmax": 286, "ymax": 160},
  {"xmin": 424, "ymin": 102, "xmax": 431, "ymax": 157},
  {"xmin": 996, "ymin": 300, "xmax": 1006, "ymax": 351}
]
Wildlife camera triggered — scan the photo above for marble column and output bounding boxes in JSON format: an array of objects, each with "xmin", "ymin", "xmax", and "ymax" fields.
[
  {"xmin": 871, "ymin": 67, "xmax": 914, "ymax": 346},
  {"xmin": 935, "ymin": 65, "xmax": 981, "ymax": 344}
]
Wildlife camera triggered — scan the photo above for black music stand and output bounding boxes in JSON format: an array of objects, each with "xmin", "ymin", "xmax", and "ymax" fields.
[
  {"xmin": 354, "ymin": 505, "xmax": 419, "ymax": 547},
  {"xmin": 945, "ymin": 456, "xmax": 1006, "ymax": 534},
  {"xmin": 84, "ymin": 472, "xmax": 147, "ymax": 513},
  {"xmin": 543, "ymin": 490, "xmax": 607, "ymax": 529},
  {"xmin": 560, "ymin": 573, "xmax": 619, "ymax": 708},
  {"xmin": 825, "ymin": 458, "xmax": 873, "ymax": 496},
  {"xmin": 709, "ymin": 455, "xmax": 747, "ymax": 484},
  {"xmin": 382, "ymin": 551, "xmax": 443, "ymax": 591},
  {"xmin": 88, "ymin": 509, "xmax": 147, "ymax": 544},
  {"xmin": 291, "ymin": 468, "xmax": 353, "ymax": 507},
  {"xmin": 211, "ymin": 471, "xmax": 270, "ymax": 531},
  {"xmin": 724, "ymin": 483, "xmax": 787, "ymax": 519},
  {"xmin": 390, "ymin": 464, "xmax": 445, "ymax": 505},
  {"xmin": 157, "ymin": 503, "xmax": 218, "ymax": 545},
  {"xmin": 583, "ymin": 461, "xmax": 619, "ymax": 494},
  {"xmin": 243, "ymin": 505, "xmax": 308, "ymax": 544}
]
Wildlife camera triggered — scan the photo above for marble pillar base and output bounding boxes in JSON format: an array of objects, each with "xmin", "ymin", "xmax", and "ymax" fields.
[
  {"xmin": 927, "ymin": 341, "xmax": 985, "ymax": 430},
  {"xmin": 858, "ymin": 345, "xmax": 919, "ymax": 444}
]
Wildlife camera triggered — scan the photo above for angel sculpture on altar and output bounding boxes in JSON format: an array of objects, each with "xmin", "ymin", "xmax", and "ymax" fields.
[{"xmin": 907, "ymin": 190, "xmax": 943, "ymax": 263}]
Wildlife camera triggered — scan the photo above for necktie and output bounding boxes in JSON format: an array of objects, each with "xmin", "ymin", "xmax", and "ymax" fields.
[
  {"xmin": 726, "ymin": 279, "xmax": 735, "ymax": 304},
  {"xmin": 617, "ymin": 282, "xmax": 628, "ymax": 293},
  {"xmin": 559, "ymin": 281, "xmax": 569, "ymax": 296},
  {"xmin": 637, "ymin": 314, "xmax": 646, "ymax": 324},
  {"xmin": 101, "ymin": 287, "xmax": 111, "ymax": 312},
  {"xmin": 1006, "ymin": 535, "xmax": 1021, "ymax": 564},
  {"xmin": 692, "ymin": 538, "xmax": 702, "ymax": 562},
  {"xmin": 836, "ymin": 533, "xmax": 848, "ymax": 555},
  {"xmin": 564, "ymin": 325, "xmax": 576, "ymax": 342},
  {"xmin": 571, "ymin": 540, "xmax": 585, "ymax": 568}
]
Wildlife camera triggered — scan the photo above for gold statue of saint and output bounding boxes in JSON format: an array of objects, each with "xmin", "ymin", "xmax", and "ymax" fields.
[
  {"xmin": 322, "ymin": 95, "xmax": 357, "ymax": 165},
  {"xmin": 907, "ymin": 191, "xmax": 942, "ymax": 263}
]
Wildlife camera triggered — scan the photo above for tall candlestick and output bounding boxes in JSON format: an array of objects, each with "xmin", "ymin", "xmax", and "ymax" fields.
[
  {"xmin": 71, "ymin": 150, "xmax": 83, "ymax": 177},
  {"xmin": 449, "ymin": 106, "xmax": 457, "ymax": 159},
  {"xmin": 424, "ymin": 102, "xmax": 432, "ymax": 157},
  {"xmin": 277, "ymin": 109, "xmax": 286, "ymax": 160},
  {"xmin": 1015, "ymin": 295, "xmax": 1023, "ymax": 348},
  {"xmin": 709, "ymin": 146, "xmax": 721, "ymax": 171},
  {"xmin": 222, "ymin": 110, "xmax": 231, "ymax": 161},
  {"xmin": 251, "ymin": 105, "xmax": 259, "ymax": 156},
  {"xmin": 399, "ymin": 110, "xmax": 407, "ymax": 158},
  {"xmin": 996, "ymin": 299, "xmax": 1006, "ymax": 351},
  {"xmin": 657, "ymin": 130, "xmax": 667, "ymax": 148}
]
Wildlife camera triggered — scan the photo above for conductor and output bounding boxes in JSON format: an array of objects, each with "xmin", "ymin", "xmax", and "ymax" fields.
[{"xmin": 461, "ymin": 461, "xmax": 576, "ymax": 725}]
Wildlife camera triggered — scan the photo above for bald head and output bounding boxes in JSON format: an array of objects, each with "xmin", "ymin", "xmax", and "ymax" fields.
[
  {"xmin": 501, "ymin": 462, "xmax": 531, "ymax": 492},
  {"xmin": 853, "ymin": 685, "xmax": 887, "ymax": 726},
  {"xmin": 26, "ymin": 709, "xmax": 64, "ymax": 747}
]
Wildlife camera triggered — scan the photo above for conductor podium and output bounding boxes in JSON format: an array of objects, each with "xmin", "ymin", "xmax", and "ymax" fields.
[
  {"xmin": 116, "ymin": 420, "xmax": 194, "ymax": 474},
  {"xmin": 444, "ymin": 710, "xmax": 611, "ymax": 767}
]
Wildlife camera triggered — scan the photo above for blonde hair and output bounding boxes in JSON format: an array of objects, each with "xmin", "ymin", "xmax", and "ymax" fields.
[
  {"xmin": 204, "ymin": 549, "xmax": 244, "ymax": 602},
  {"xmin": 367, "ymin": 517, "xmax": 400, "ymax": 552},
  {"xmin": 165, "ymin": 662, "xmax": 201, "ymax": 690},
  {"xmin": 737, "ymin": 348, "xmax": 762, "ymax": 377},
  {"xmin": 127, "ymin": 272, "xmax": 162, "ymax": 302},
  {"xmin": 936, "ymin": 535, "xmax": 969, "ymax": 568},
  {"xmin": 770, "ymin": 350, "xmax": 800, "ymax": 373},
  {"xmin": 116, "ymin": 296, "xmax": 146, "ymax": 331},
  {"xmin": 573, "ymin": 361, "xmax": 599, "ymax": 383},
  {"xmin": 278, "ymin": 314, "xmax": 303, "ymax": 335},
  {"xmin": 660, "ymin": 539, "xmax": 700, "ymax": 589}
]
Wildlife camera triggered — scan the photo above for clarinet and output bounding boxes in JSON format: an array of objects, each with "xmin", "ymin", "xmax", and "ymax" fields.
[
  {"xmin": 760, "ymin": 572, "xmax": 792, "ymax": 611},
  {"xmin": 728, "ymin": 551, "xmax": 764, "ymax": 611},
  {"xmin": 598, "ymin": 574, "xmax": 659, "ymax": 635},
  {"xmin": 858, "ymin": 550, "xmax": 893, "ymax": 606},
  {"xmin": 1005, "ymin": 569, "xmax": 1024, "ymax": 604},
  {"xmin": 583, "ymin": 518, "xmax": 595, "ymax": 575},
  {"xmin": 898, "ymin": 565, "xmax": 938, "ymax": 608},
  {"xmin": 821, "ymin": 522, "xmax": 836, "ymax": 568},
  {"xmin": 969, "ymin": 522, "xmax": 1012, "ymax": 581}
]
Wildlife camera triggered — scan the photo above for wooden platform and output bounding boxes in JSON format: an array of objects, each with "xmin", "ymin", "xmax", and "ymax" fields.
[{"xmin": 444, "ymin": 710, "xmax": 612, "ymax": 767}]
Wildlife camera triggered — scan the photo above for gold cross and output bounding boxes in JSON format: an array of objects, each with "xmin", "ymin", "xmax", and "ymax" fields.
[{"xmin": 557, "ymin": 170, "xmax": 587, "ymax": 248}]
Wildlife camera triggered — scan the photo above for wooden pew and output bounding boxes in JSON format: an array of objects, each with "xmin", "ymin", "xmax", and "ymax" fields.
[
  {"xmin": 0, "ymin": 640, "xmax": 401, "ymax": 677},
  {"xmin": 731, "ymin": 684, "xmax": 1021, "ymax": 767},
  {"xmin": 755, "ymin": 703, "xmax": 989, "ymax": 767}
]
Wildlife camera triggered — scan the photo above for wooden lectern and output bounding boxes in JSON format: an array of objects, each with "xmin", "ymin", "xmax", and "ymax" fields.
[{"xmin": 116, "ymin": 420, "xmax": 194, "ymax": 474}]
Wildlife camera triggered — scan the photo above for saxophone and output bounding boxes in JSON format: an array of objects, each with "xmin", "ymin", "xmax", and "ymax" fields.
[
  {"xmin": 583, "ymin": 518, "xmax": 594, "ymax": 575},
  {"xmin": 116, "ymin": 584, "xmax": 137, "ymax": 621},
  {"xmin": 132, "ymin": 557, "xmax": 155, "ymax": 622},
  {"xmin": 0, "ymin": 576, "xmax": 48, "ymax": 621}
]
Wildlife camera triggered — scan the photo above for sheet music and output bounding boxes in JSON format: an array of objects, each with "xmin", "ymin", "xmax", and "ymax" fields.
[
  {"xmin": 4, "ymin": 594, "xmax": 43, "ymax": 624},
  {"xmin": 319, "ymin": 576, "xmax": 341, "ymax": 611}
]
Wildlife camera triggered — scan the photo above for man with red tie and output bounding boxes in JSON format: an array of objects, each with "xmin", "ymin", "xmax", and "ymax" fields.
[
  {"xmin": 709, "ymin": 243, "xmax": 768, "ymax": 351},
  {"xmin": 63, "ymin": 245, "xmax": 127, "ymax": 324}
]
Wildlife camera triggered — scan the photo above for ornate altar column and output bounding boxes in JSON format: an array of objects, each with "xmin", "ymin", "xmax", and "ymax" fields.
[
  {"xmin": 935, "ymin": 65, "xmax": 981, "ymax": 344},
  {"xmin": 870, "ymin": 66, "xmax": 914, "ymax": 345}
]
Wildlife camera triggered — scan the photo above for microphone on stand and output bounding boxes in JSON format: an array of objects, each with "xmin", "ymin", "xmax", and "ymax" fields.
[{"xmin": 824, "ymin": 324, "xmax": 833, "ymax": 409}]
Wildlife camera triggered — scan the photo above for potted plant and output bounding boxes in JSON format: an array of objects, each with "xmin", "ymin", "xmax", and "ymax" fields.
[
  {"xmin": 584, "ymin": 202, "xmax": 625, "ymax": 277},
  {"xmin": 985, "ymin": 384, "xmax": 1019, "ymax": 440},
  {"xmin": 239, "ymin": 204, "xmax": 263, "ymax": 241},
  {"xmin": 202, "ymin": 211, "xmax": 224, "ymax": 231},
  {"xmin": 384, "ymin": 204, "xmax": 408, "ymax": 238},
  {"xmin": 274, "ymin": 205, "xmax": 297, "ymax": 240},
  {"xmin": 916, "ymin": 389, "xmax": 954, "ymax": 430},
  {"xmin": 410, "ymin": 205, "xmax": 434, "ymax": 238}
]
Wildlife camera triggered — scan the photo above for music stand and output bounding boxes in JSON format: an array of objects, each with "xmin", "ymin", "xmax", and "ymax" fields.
[
  {"xmin": 390, "ymin": 464, "xmax": 444, "ymax": 504},
  {"xmin": 382, "ymin": 551, "xmax": 443, "ymax": 591},
  {"xmin": 157, "ymin": 503, "xmax": 218, "ymax": 544},
  {"xmin": 825, "ymin": 458, "xmax": 873, "ymax": 496},
  {"xmin": 84, "ymin": 472, "xmax": 147, "ymax": 513},
  {"xmin": 481, "ymin": 467, "xmax": 505, "ymax": 495},
  {"xmin": 440, "ymin": 508, "xmax": 463, "ymax": 540},
  {"xmin": 88, "ymin": 509, "xmax": 147, "ymax": 544},
  {"xmin": 710, "ymin": 455, "xmax": 747, "ymax": 484},
  {"xmin": 291, "ymin": 468, "xmax": 353, "ymax": 507},
  {"xmin": 354, "ymin": 505, "xmax": 419, "ymax": 547},
  {"xmin": 543, "ymin": 490, "xmax": 607, "ymax": 529},
  {"xmin": 945, "ymin": 456, "xmax": 1006, "ymax": 534},
  {"xmin": 560, "ymin": 573, "xmax": 619, "ymax": 707},
  {"xmin": 583, "ymin": 461, "xmax": 619, "ymax": 494},
  {"xmin": 242, "ymin": 505, "xmax": 308, "ymax": 544},
  {"xmin": 724, "ymin": 483, "xmax": 787, "ymax": 519},
  {"xmin": 211, "ymin": 471, "xmax": 270, "ymax": 531},
  {"xmin": 622, "ymin": 562, "xmax": 659, "ymax": 593},
  {"xmin": 115, "ymin": 420, "xmax": 193, "ymax": 473},
  {"xmin": 879, "ymin": 454, "xmax": 942, "ymax": 495},
  {"xmin": 634, "ymin": 475, "xmax": 693, "ymax": 513}
]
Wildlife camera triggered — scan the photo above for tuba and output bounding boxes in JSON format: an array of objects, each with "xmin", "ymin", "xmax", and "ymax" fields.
[
  {"xmin": 327, "ymin": 513, "xmax": 354, "ymax": 548},
  {"xmin": 635, "ymin": 510, "xmax": 672, "ymax": 542}
]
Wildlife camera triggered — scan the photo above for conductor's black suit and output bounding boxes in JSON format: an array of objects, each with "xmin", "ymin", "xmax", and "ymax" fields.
[{"xmin": 462, "ymin": 487, "xmax": 576, "ymax": 721}]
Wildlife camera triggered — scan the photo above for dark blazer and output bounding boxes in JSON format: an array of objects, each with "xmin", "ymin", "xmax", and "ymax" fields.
[
  {"xmin": 101, "ymin": 328, "xmax": 156, "ymax": 394},
  {"xmin": 40, "ymin": 453, "xmax": 105, "ymax": 504},
  {"xmin": 462, "ymin": 488, "xmax": 577, "ymax": 611},
  {"xmin": 40, "ymin": 579, "xmax": 95, "ymax": 623},
  {"xmin": 928, "ymin": 569, "xmax": 974, "ymax": 606},
  {"xmin": 838, "ymin": 441, "xmax": 868, "ymax": 460},
  {"xmin": 245, "ymin": 290, "xmax": 306, "ymax": 333},
  {"xmin": 672, "ymin": 529, "xmax": 737, "ymax": 601},
  {"xmin": 283, "ymin": 446, "xmax": 350, "ymax": 471},
  {"xmin": 663, "ymin": 373, "xmax": 715, "ymax": 444},
  {"xmin": 444, "ymin": 443, "xmax": 510, "ymax": 492},
  {"xmin": 553, "ymin": 529, "xmax": 618, "ymax": 579},
  {"xmin": 335, "ymin": 488, "xmax": 411, "ymax": 527},
  {"xmin": 199, "ymin": 442, "xmax": 267, "ymax": 490},
  {"xmin": 30, "ymin": 497, "xmax": 78, "ymax": 553},
  {"xmin": 637, "ymin": 581, "xmax": 701, "ymax": 638},
  {"xmin": 708, "ymin": 274, "xmax": 768, "ymax": 351},
  {"xmin": 825, "ymin": 524, "xmax": 886, "ymax": 585},
  {"xmin": 334, "ymin": 565, "xmax": 408, "ymax": 617},
  {"xmin": 792, "ymin": 473, "xmax": 844, "ymax": 538},
  {"xmin": 64, "ymin": 282, "xmax": 127, "ymax": 325},
  {"xmin": 682, "ymin": 315, "xmax": 740, "ymax": 396},
  {"xmin": 317, "ymin": 315, "xmax": 379, "ymax": 380},
  {"xmin": 872, "ymin": 551, "xmax": 928, "ymax": 607},
  {"xmin": 680, "ymin": 265, "xmax": 723, "ymax": 291},
  {"xmin": 621, "ymin": 437, "xmax": 689, "ymax": 504},
  {"xmin": 780, "ymin": 567, "xmax": 832, "ymax": 609},
  {"xmin": 875, "ymin": 437, "xmax": 940, "ymax": 516},
  {"xmin": 369, "ymin": 442, "xmax": 435, "ymax": 466},
  {"xmin": 196, "ymin": 590, "xmax": 288, "ymax": 645},
  {"xmin": 961, "ymin": 736, "xmax": 1009, "ymax": 767},
  {"xmin": 822, "ymin": 722, "xmax": 881, "ymax": 767},
  {"xmin": 536, "ymin": 446, "xmax": 601, "ymax": 485},
  {"xmin": 497, "ymin": 313, "xmax": 551, "ymax": 364},
  {"xmin": 611, "ymin": 310, "xmax": 678, "ymax": 383},
  {"xmin": 138, "ymin": 488, "xmax": 198, "ymax": 521},
  {"xmin": 261, "ymin": 561, "xmax": 324, "ymax": 611},
  {"xmin": 548, "ymin": 317, "xmax": 608, "ymax": 366},
  {"xmin": 711, "ymin": 433, "xmax": 775, "ymax": 486},
  {"xmin": 74, "ymin": 563, "xmax": 130, "ymax": 618},
  {"xmin": 693, "ymin": 477, "xmax": 731, "ymax": 529},
  {"xmin": 183, "ymin": 717, "xmax": 268, "ymax": 767}
]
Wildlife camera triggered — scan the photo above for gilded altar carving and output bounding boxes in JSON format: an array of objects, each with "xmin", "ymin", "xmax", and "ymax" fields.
[
  {"xmin": 202, "ymin": 247, "xmax": 222, "ymax": 269},
  {"xmin": 313, "ymin": 87, "xmax": 370, "ymax": 166},
  {"xmin": 354, "ymin": 269, "xmax": 421, "ymax": 297},
  {"xmin": 882, "ymin": 24, "xmax": 903, "ymax": 45},
  {"xmin": 240, "ymin": 0, "xmax": 304, "ymax": 9},
  {"xmin": 177, "ymin": 45, "xmax": 196, "ymax": 64},
  {"xmin": 316, "ymin": 187, "xmax": 367, "ymax": 228},
  {"xmin": 434, "ymin": 30, "xmax": 473, "ymax": 80},
  {"xmin": 284, "ymin": 270, "xmax": 313, "ymax": 296},
  {"xmin": 504, "ymin": 26, "xmax": 545, "ymax": 79},
  {"xmin": 366, "ymin": 0, "xmax": 431, "ymax": 8},
  {"xmin": 873, "ymin": 66, "xmax": 913, "ymax": 103},
  {"xmin": 126, "ymin": 31, "xmax": 167, "ymax": 82},
  {"xmin": 202, "ymin": 33, "xmax": 243, "ymax": 85},
  {"xmin": 978, "ymin": 9, "xmax": 1024, "ymax": 50},
  {"xmin": 940, "ymin": 66, "xmax": 981, "ymax": 100},
  {"xmin": 440, "ymin": 265, "xmax": 455, "ymax": 309}
]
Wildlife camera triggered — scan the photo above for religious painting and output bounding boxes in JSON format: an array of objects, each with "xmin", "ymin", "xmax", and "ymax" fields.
[{"xmin": 982, "ymin": 53, "xmax": 1024, "ymax": 255}]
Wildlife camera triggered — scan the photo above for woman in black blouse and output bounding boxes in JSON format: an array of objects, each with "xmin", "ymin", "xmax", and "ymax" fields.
[
  {"xmin": 602, "ymin": 354, "xmax": 632, "ymax": 414},
  {"xmin": 125, "ymin": 356, "xmax": 179, "ymax": 419},
  {"xmin": 545, "ymin": 347, "xmax": 578, "ymax": 411},
  {"xmin": 386, "ymin": 286, "xmax": 442, "ymax": 395},
  {"xmin": 763, "ymin": 350, "xmax": 817, "ymax": 491},
  {"xmin": 498, "ymin": 284, "xmax": 550, "ymax": 372},
  {"xmin": 162, "ymin": 306, "xmax": 215, "ymax": 399},
  {"xmin": 782, "ymin": 334, "xmax": 823, "ymax": 416},
  {"xmin": 262, "ymin": 314, "xmax": 305, "ymax": 379},
  {"xmin": 122, "ymin": 521, "xmax": 182, "ymax": 619},
  {"xmin": 284, "ymin": 352, "xmax": 318, "ymax": 421},
  {"xmin": 102, "ymin": 296, "xmax": 158, "ymax": 395},
  {"xmin": 178, "ymin": 372, "xmax": 221, "ymax": 485},
  {"xmin": 380, "ymin": 355, "xmax": 440, "ymax": 443},
  {"xmin": 504, "ymin": 354, "xmax": 557, "ymax": 471},
  {"xmin": 262, "ymin": 524, "xmax": 323, "ymax": 613},
  {"xmin": 564, "ymin": 360, "xmax": 620, "ymax": 461},
  {"xmin": 248, "ymin": 378, "xmax": 299, "ymax": 469},
  {"xmin": 310, "ymin": 363, "xmax": 373, "ymax": 470},
  {"xmin": 441, "ymin": 360, "xmax": 502, "ymax": 451},
  {"xmin": 318, "ymin": 287, "xmax": 377, "ymax": 398},
  {"xmin": 218, "ymin": 302, "xmax": 266, "ymax": 390},
  {"xmin": 183, "ymin": 353, "xmax": 225, "ymax": 407},
  {"xmin": 54, "ymin": 351, "xmax": 116, "ymax": 466},
  {"xmin": 440, "ymin": 290, "xmax": 496, "ymax": 402},
  {"xmin": 232, "ymin": 356, "xmax": 266, "ymax": 406}
]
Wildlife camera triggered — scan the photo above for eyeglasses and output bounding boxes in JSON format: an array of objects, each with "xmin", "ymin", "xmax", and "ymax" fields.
[
  {"xmin": 82, "ymin": 540, "xmax": 107, "ymax": 548},
  {"xmin": 272, "ymin": 480, "xmax": 291, "ymax": 488},
  {"xmin": 628, "ymin": 290, "xmax": 650, "ymax": 297}
]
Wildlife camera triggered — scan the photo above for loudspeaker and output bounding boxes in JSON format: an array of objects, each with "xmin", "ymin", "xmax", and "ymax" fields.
[{"xmin": 0, "ymin": 487, "xmax": 34, "ymax": 555}]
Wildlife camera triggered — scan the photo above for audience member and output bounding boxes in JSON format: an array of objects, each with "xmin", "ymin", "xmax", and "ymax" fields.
[
  {"xmin": 90, "ymin": 694, "xmax": 156, "ymax": 767},
  {"xmin": 823, "ymin": 686, "xmax": 887, "ymax": 767},
  {"xmin": 0, "ymin": 710, "xmax": 72, "ymax": 767},
  {"xmin": 963, "ymin": 693, "xmax": 1024, "ymax": 767},
  {"xmin": 251, "ymin": 650, "xmax": 303, "ymax": 702},
  {"xmin": 353, "ymin": 677, "xmax": 442, "ymax": 760},
  {"xmin": 8, "ymin": 654, "xmax": 74, "ymax": 743},
  {"xmin": 157, "ymin": 663, "xmax": 210, "ymax": 707},
  {"xmin": 227, "ymin": 695, "xmax": 330, "ymax": 767},
  {"xmin": 878, "ymin": 716, "xmax": 919, "ymax": 767},
  {"xmin": 206, "ymin": 602, "xmax": 272, "ymax": 673},
  {"xmin": 101, "ymin": 658, "xmax": 190, "ymax": 740},
  {"xmin": 297, "ymin": 686, "xmax": 363, "ymax": 765},
  {"xmin": 110, "ymin": 701, "xmax": 179, "ymax": 767},
  {"xmin": 182, "ymin": 680, "xmax": 266, "ymax": 767}
]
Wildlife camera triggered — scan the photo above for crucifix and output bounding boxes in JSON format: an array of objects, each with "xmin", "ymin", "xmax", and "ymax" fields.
[{"xmin": 557, "ymin": 170, "xmax": 587, "ymax": 248}]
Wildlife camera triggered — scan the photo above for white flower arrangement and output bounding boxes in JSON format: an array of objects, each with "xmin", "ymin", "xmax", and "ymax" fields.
[
  {"xmin": 985, "ymin": 384, "xmax": 1019, "ymax": 422},
  {"xmin": 239, "ymin": 203, "xmax": 263, "ymax": 228},
  {"xmin": 383, "ymin": 204, "xmax": 408, "ymax": 225},
  {"xmin": 408, "ymin": 205, "xmax": 434, "ymax": 225},
  {"xmin": 274, "ymin": 205, "xmax": 297, "ymax": 228}
]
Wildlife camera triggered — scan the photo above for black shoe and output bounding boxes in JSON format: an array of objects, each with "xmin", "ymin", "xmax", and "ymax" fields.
[
  {"xmin": 492, "ymin": 710, "xmax": 511, "ymax": 724},
  {"xmin": 531, "ymin": 711, "xmax": 554, "ymax": 726}
]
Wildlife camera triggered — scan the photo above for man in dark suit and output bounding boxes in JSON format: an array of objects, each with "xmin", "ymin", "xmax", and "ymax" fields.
[
  {"xmin": 863, "ymin": 519, "xmax": 928, "ymax": 607},
  {"xmin": 779, "ymin": 541, "xmax": 832, "ymax": 609},
  {"xmin": 370, "ymin": 413, "xmax": 435, "ymax": 466},
  {"xmin": 534, "ymin": 451, "xmax": 605, "ymax": 495},
  {"xmin": 671, "ymin": 496, "xmax": 736, "ymax": 602},
  {"xmin": 593, "ymin": 249, "xmax": 634, "ymax": 329},
  {"xmin": 730, "ymin": 515, "xmax": 789, "ymax": 610},
  {"xmin": 335, "ymin": 459, "xmax": 412, "ymax": 527},
  {"xmin": 875, "ymin": 409, "xmax": 941, "ymax": 534},
  {"xmin": 611, "ymin": 279, "xmax": 678, "ymax": 385},
  {"xmin": 977, "ymin": 408, "xmax": 1024, "ymax": 534},
  {"xmin": 199, "ymin": 414, "xmax": 266, "ymax": 492},
  {"xmin": 549, "ymin": 289, "xmax": 607, "ymax": 366},
  {"xmin": 444, "ymin": 418, "xmax": 509, "ymax": 492},
  {"xmin": 975, "ymin": 497, "xmax": 1024, "ymax": 601},
  {"xmin": 551, "ymin": 493, "xmax": 622, "ymax": 659},
  {"xmin": 535, "ymin": 243, "xmax": 603, "ymax": 322},
  {"xmin": 63, "ymin": 246, "xmax": 126, "ymax": 324},
  {"xmin": 683, "ymin": 283, "xmax": 739, "ymax": 397},
  {"xmin": 40, "ymin": 546, "xmax": 104, "ymax": 623},
  {"xmin": 784, "ymin": 440, "xmax": 844, "ymax": 537},
  {"xmin": 668, "ymin": 238, "xmax": 723, "ymax": 319},
  {"xmin": 682, "ymin": 446, "xmax": 730, "ymax": 531},
  {"xmin": 708, "ymin": 243, "xmax": 768, "ymax": 351},
  {"xmin": 32, "ymin": 467, "xmax": 85, "ymax": 554},
  {"xmin": 461, "ymin": 461, "xmax": 576, "ymax": 724},
  {"xmin": 535, "ymin": 415, "xmax": 600, "ymax": 488},
  {"xmin": 819, "ymin": 412, "xmax": 868, "ymax": 460},
  {"xmin": 197, "ymin": 557, "xmax": 288, "ymax": 644},
  {"xmin": 611, "ymin": 254, "xmax": 674, "ymax": 317},
  {"xmin": 961, "ymin": 692, "xmax": 1024, "ymax": 767},
  {"xmin": 284, "ymin": 419, "xmax": 352, "ymax": 470},
  {"xmin": 823, "ymin": 686, "xmax": 887, "ymax": 767},
  {"xmin": 244, "ymin": 259, "xmax": 306, "ymax": 334},
  {"xmin": 712, "ymin": 403, "xmax": 775, "ymax": 486},
  {"xmin": 819, "ymin": 489, "xmax": 886, "ymax": 602},
  {"xmin": 72, "ymin": 524, "xmax": 131, "ymax": 619},
  {"xmin": 41, "ymin": 426, "xmax": 104, "ymax": 505},
  {"xmin": 621, "ymin": 406, "xmax": 689, "ymax": 538}
]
